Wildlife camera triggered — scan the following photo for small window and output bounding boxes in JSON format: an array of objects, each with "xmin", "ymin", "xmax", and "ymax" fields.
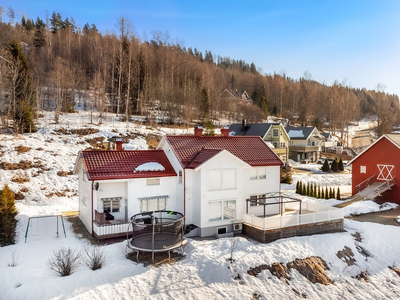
[
  {"xmin": 146, "ymin": 178, "xmax": 160, "ymax": 186},
  {"xmin": 280, "ymin": 142, "xmax": 285, "ymax": 148},
  {"xmin": 258, "ymin": 168, "xmax": 266, "ymax": 179},
  {"xmin": 217, "ymin": 227, "xmax": 227, "ymax": 234},
  {"xmin": 249, "ymin": 195, "xmax": 258, "ymax": 206},
  {"xmin": 272, "ymin": 142, "xmax": 278, "ymax": 148},
  {"xmin": 178, "ymin": 170, "xmax": 182, "ymax": 184},
  {"xmin": 141, "ymin": 197, "xmax": 167, "ymax": 212},
  {"xmin": 273, "ymin": 129, "xmax": 279, "ymax": 137},
  {"xmin": 249, "ymin": 194, "xmax": 267, "ymax": 206},
  {"xmin": 102, "ymin": 197, "xmax": 121, "ymax": 213},
  {"xmin": 360, "ymin": 166, "xmax": 366, "ymax": 174},
  {"xmin": 250, "ymin": 168, "xmax": 258, "ymax": 180}
]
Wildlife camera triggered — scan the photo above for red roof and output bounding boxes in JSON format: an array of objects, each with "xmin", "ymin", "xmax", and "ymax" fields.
[
  {"xmin": 165, "ymin": 136, "xmax": 283, "ymax": 169},
  {"xmin": 80, "ymin": 150, "xmax": 176, "ymax": 181}
]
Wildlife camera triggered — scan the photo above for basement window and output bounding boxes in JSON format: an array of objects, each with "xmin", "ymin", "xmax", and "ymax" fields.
[{"xmin": 360, "ymin": 166, "xmax": 366, "ymax": 174}]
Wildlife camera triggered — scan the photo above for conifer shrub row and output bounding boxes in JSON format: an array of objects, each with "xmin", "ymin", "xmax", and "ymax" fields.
[
  {"xmin": 296, "ymin": 181, "xmax": 341, "ymax": 200},
  {"xmin": 321, "ymin": 158, "xmax": 345, "ymax": 173}
]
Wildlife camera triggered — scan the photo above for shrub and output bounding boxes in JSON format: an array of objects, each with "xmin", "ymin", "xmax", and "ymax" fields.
[
  {"xmin": 321, "ymin": 159, "xmax": 330, "ymax": 172},
  {"xmin": 331, "ymin": 159, "xmax": 339, "ymax": 172},
  {"xmin": 337, "ymin": 187, "xmax": 341, "ymax": 200},
  {"xmin": 0, "ymin": 184, "xmax": 18, "ymax": 246},
  {"xmin": 338, "ymin": 159, "xmax": 344, "ymax": 172},
  {"xmin": 82, "ymin": 245, "xmax": 106, "ymax": 271},
  {"xmin": 48, "ymin": 247, "xmax": 80, "ymax": 276},
  {"xmin": 280, "ymin": 170, "xmax": 292, "ymax": 184}
]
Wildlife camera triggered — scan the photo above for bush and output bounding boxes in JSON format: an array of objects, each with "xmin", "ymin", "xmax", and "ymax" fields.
[
  {"xmin": 331, "ymin": 159, "xmax": 339, "ymax": 172},
  {"xmin": 338, "ymin": 159, "xmax": 344, "ymax": 172},
  {"xmin": 82, "ymin": 245, "xmax": 106, "ymax": 271},
  {"xmin": 322, "ymin": 159, "xmax": 330, "ymax": 172},
  {"xmin": 48, "ymin": 247, "xmax": 80, "ymax": 276},
  {"xmin": 280, "ymin": 170, "xmax": 292, "ymax": 184},
  {"xmin": 337, "ymin": 187, "xmax": 341, "ymax": 200},
  {"xmin": 0, "ymin": 184, "xmax": 18, "ymax": 246}
]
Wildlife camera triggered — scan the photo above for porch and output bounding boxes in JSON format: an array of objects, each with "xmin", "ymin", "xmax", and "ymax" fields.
[
  {"xmin": 93, "ymin": 210, "xmax": 131, "ymax": 239},
  {"xmin": 243, "ymin": 193, "xmax": 344, "ymax": 243}
]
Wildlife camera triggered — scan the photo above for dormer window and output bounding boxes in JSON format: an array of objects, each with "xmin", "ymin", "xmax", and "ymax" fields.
[{"xmin": 273, "ymin": 129, "xmax": 279, "ymax": 137}]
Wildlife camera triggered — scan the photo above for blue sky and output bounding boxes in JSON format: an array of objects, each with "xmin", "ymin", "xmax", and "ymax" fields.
[{"xmin": 2, "ymin": 0, "xmax": 400, "ymax": 96}]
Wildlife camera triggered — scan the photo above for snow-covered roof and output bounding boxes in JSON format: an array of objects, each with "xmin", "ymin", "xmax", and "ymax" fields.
[{"xmin": 134, "ymin": 162, "xmax": 165, "ymax": 172}]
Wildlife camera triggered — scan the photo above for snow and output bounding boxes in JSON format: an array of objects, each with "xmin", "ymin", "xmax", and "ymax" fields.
[
  {"xmin": 2, "ymin": 111, "xmax": 400, "ymax": 299},
  {"xmin": 134, "ymin": 162, "xmax": 165, "ymax": 172},
  {"xmin": 287, "ymin": 130, "xmax": 304, "ymax": 138},
  {"xmin": 343, "ymin": 201, "xmax": 398, "ymax": 217}
]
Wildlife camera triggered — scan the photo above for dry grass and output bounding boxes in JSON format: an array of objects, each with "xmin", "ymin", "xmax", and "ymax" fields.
[
  {"xmin": 57, "ymin": 171, "xmax": 74, "ymax": 177},
  {"xmin": 11, "ymin": 175, "xmax": 30, "ymax": 183},
  {"xmin": 20, "ymin": 187, "xmax": 29, "ymax": 193},
  {"xmin": 15, "ymin": 145, "xmax": 31, "ymax": 154},
  {"xmin": 14, "ymin": 191, "xmax": 25, "ymax": 200}
]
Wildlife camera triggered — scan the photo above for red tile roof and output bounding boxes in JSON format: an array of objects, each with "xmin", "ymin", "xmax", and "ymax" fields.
[
  {"xmin": 80, "ymin": 150, "xmax": 176, "ymax": 181},
  {"xmin": 165, "ymin": 136, "xmax": 283, "ymax": 169},
  {"xmin": 186, "ymin": 149, "xmax": 223, "ymax": 169}
]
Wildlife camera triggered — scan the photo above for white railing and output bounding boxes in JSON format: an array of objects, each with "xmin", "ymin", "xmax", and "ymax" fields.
[
  {"xmin": 93, "ymin": 222, "xmax": 131, "ymax": 237},
  {"xmin": 243, "ymin": 202, "xmax": 344, "ymax": 231}
]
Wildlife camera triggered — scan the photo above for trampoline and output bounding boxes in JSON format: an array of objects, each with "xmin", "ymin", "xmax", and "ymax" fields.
[{"xmin": 126, "ymin": 210, "xmax": 187, "ymax": 262}]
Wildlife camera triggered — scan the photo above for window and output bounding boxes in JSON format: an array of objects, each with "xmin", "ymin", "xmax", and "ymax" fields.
[
  {"xmin": 209, "ymin": 169, "xmax": 236, "ymax": 191},
  {"xmin": 360, "ymin": 166, "xmax": 366, "ymax": 174},
  {"xmin": 280, "ymin": 142, "xmax": 285, "ymax": 148},
  {"xmin": 272, "ymin": 142, "xmax": 278, "ymax": 148},
  {"xmin": 140, "ymin": 197, "xmax": 167, "ymax": 212},
  {"xmin": 273, "ymin": 129, "xmax": 279, "ymax": 137},
  {"xmin": 208, "ymin": 200, "xmax": 236, "ymax": 221},
  {"xmin": 102, "ymin": 197, "xmax": 121, "ymax": 213},
  {"xmin": 290, "ymin": 141, "xmax": 295, "ymax": 146},
  {"xmin": 249, "ymin": 194, "xmax": 267, "ymax": 206},
  {"xmin": 250, "ymin": 168, "xmax": 267, "ymax": 180},
  {"xmin": 178, "ymin": 170, "xmax": 182, "ymax": 184},
  {"xmin": 146, "ymin": 178, "xmax": 160, "ymax": 186}
]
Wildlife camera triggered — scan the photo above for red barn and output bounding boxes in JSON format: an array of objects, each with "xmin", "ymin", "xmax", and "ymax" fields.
[{"xmin": 349, "ymin": 134, "xmax": 399, "ymax": 203}]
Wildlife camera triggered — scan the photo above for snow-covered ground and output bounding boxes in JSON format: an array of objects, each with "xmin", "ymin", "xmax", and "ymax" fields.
[{"xmin": 1, "ymin": 111, "xmax": 400, "ymax": 299}]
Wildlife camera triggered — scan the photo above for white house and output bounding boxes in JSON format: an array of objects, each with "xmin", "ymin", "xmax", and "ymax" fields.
[{"xmin": 74, "ymin": 127, "xmax": 284, "ymax": 239}]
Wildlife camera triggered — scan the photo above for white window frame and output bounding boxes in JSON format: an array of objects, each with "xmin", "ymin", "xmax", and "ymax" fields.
[
  {"xmin": 360, "ymin": 166, "xmax": 366, "ymax": 174},
  {"xmin": 140, "ymin": 197, "xmax": 167, "ymax": 212},
  {"xmin": 249, "ymin": 194, "xmax": 267, "ymax": 206},
  {"xmin": 273, "ymin": 129, "xmax": 279, "ymax": 137},
  {"xmin": 250, "ymin": 168, "xmax": 267, "ymax": 180},
  {"xmin": 102, "ymin": 197, "xmax": 122, "ymax": 213},
  {"xmin": 208, "ymin": 200, "xmax": 237, "ymax": 222},
  {"xmin": 146, "ymin": 178, "xmax": 160, "ymax": 186},
  {"xmin": 208, "ymin": 169, "xmax": 236, "ymax": 191}
]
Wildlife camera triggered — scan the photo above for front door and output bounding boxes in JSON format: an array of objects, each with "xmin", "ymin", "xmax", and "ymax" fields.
[{"xmin": 377, "ymin": 164, "xmax": 395, "ymax": 180}]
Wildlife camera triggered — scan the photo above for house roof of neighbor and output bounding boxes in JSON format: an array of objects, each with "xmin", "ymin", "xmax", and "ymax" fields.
[
  {"xmin": 165, "ymin": 135, "xmax": 283, "ymax": 169},
  {"xmin": 229, "ymin": 123, "xmax": 277, "ymax": 137},
  {"xmin": 77, "ymin": 150, "xmax": 176, "ymax": 180},
  {"xmin": 285, "ymin": 126, "xmax": 319, "ymax": 140}
]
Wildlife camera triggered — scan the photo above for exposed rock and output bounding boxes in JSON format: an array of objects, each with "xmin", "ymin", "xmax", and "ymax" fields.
[
  {"xmin": 336, "ymin": 246, "xmax": 356, "ymax": 266},
  {"xmin": 287, "ymin": 256, "xmax": 332, "ymax": 285}
]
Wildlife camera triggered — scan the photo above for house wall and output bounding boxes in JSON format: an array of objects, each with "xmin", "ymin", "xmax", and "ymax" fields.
[
  {"xmin": 352, "ymin": 137, "xmax": 400, "ymax": 203},
  {"xmin": 78, "ymin": 167, "xmax": 93, "ymax": 233},
  {"xmin": 94, "ymin": 181, "xmax": 127, "ymax": 220}
]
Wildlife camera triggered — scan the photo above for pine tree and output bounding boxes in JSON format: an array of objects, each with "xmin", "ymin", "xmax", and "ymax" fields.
[
  {"xmin": 317, "ymin": 185, "xmax": 320, "ymax": 198},
  {"xmin": 322, "ymin": 159, "xmax": 330, "ymax": 172},
  {"xmin": 313, "ymin": 183, "xmax": 316, "ymax": 197},
  {"xmin": 338, "ymin": 158, "xmax": 344, "ymax": 172},
  {"xmin": 337, "ymin": 187, "xmax": 341, "ymax": 200},
  {"xmin": 0, "ymin": 184, "xmax": 18, "ymax": 246},
  {"xmin": 307, "ymin": 182, "xmax": 310, "ymax": 196},
  {"xmin": 332, "ymin": 188, "xmax": 335, "ymax": 199},
  {"xmin": 302, "ymin": 182, "xmax": 306, "ymax": 195},
  {"xmin": 325, "ymin": 187, "xmax": 329, "ymax": 199},
  {"xmin": 331, "ymin": 159, "xmax": 339, "ymax": 172},
  {"xmin": 9, "ymin": 39, "xmax": 36, "ymax": 133},
  {"xmin": 296, "ymin": 181, "xmax": 299, "ymax": 194},
  {"xmin": 321, "ymin": 187, "xmax": 324, "ymax": 199}
]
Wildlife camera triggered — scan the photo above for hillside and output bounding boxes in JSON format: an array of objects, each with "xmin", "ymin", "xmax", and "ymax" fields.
[{"xmin": 0, "ymin": 111, "xmax": 400, "ymax": 299}]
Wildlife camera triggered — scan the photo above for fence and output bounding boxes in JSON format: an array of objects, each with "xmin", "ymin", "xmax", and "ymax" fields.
[
  {"xmin": 93, "ymin": 222, "xmax": 131, "ymax": 237},
  {"xmin": 243, "ymin": 202, "xmax": 343, "ymax": 231}
]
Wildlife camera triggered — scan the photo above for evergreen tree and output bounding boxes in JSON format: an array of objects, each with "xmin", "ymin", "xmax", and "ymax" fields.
[
  {"xmin": 33, "ymin": 17, "xmax": 46, "ymax": 48},
  {"xmin": 331, "ymin": 159, "xmax": 339, "ymax": 172},
  {"xmin": 332, "ymin": 188, "xmax": 335, "ymax": 199},
  {"xmin": 307, "ymin": 182, "xmax": 310, "ymax": 196},
  {"xmin": 313, "ymin": 183, "xmax": 316, "ymax": 197},
  {"xmin": 296, "ymin": 181, "xmax": 299, "ymax": 194},
  {"xmin": 302, "ymin": 182, "xmax": 306, "ymax": 195},
  {"xmin": 9, "ymin": 39, "xmax": 36, "ymax": 133},
  {"xmin": 325, "ymin": 187, "xmax": 329, "ymax": 199},
  {"xmin": 338, "ymin": 158, "xmax": 344, "ymax": 172},
  {"xmin": 337, "ymin": 187, "xmax": 341, "ymax": 200},
  {"xmin": 322, "ymin": 159, "xmax": 330, "ymax": 172},
  {"xmin": 321, "ymin": 187, "xmax": 324, "ymax": 199},
  {"xmin": 0, "ymin": 184, "xmax": 18, "ymax": 246},
  {"xmin": 317, "ymin": 185, "xmax": 320, "ymax": 198},
  {"xmin": 199, "ymin": 87, "xmax": 210, "ymax": 124}
]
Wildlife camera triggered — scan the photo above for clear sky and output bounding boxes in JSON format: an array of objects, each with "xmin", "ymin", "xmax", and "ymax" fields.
[{"xmin": 2, "ymin": 0, "xmax": 400, "ymax": 96}]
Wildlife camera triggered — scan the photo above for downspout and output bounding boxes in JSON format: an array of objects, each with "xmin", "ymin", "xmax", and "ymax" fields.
[
  {"xmin": 183, "ymin": 168, "xmax": 186, "ymax": 221},
  {"xmin": 91, "ymin": 181, "xmax": 94, "ymax": 236}
]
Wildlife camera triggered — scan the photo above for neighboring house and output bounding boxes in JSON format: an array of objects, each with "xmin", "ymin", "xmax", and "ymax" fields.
[
  {"xmin": 218, "ymin": 89, "xmax": 254, "ymax": 103},
  {"xmin": 229, "ymin": 122, "xmax": 290, "ymax": 162},
  {"xmin": 320, "ymin": 132, "xmax": 338, "ymax": 153},
  {"xmin": 74, "ymin": 128, "xmax": 284, "ymax": 239},
  {"xmin": 285, "ymin": 126, "xmax": 323, "ymax": 162},
  {"xmin": 349, "ymin": 134, "xmax": 399, "ymax": 203}
]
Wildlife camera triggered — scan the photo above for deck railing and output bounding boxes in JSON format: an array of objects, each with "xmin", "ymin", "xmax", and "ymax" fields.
[
  {"xmin": 243, "ymin": 202, "xmax": 343, "ymax": 231},
  {"xmin": 355, "ymin": 174, "xmax": 377, "ymax": 193},
  {"xmin": 93, "ymin": 222, "xmax": 131, "ymax": 237}
]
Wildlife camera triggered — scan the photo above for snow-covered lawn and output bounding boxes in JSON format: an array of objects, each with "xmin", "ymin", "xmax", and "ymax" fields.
[{"xmin": 1, "ymin": 111, "xmax": 400, "ymax": 299}]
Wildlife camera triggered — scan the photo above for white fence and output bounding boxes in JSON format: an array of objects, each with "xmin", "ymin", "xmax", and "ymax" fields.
[
  {"xmin": 243, "ymin": 202, "xmax": 343, "ymax": 231},
  {"xmin": 93, "ymin": 222, "xmax": 131, "ymax": 237}
]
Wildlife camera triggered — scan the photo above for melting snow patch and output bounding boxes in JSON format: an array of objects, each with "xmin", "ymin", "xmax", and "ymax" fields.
[
  {"xmin": 134, "ymin": 162, "xmax": 165, "ymax": 172},
  {"xmin": 288, "ymin": 130, "xmax": 304, "ymax": 138}
]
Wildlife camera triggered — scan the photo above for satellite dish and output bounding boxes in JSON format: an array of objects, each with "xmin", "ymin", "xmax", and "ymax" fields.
[{"xmin": 94, "ymin": 182, "xmax": 99, "ymax": 191}]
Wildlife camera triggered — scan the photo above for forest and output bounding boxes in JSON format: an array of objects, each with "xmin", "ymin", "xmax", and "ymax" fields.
[{"xmin": 0, "ymin": 7, "xmax": 399, "ymax": 137}]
